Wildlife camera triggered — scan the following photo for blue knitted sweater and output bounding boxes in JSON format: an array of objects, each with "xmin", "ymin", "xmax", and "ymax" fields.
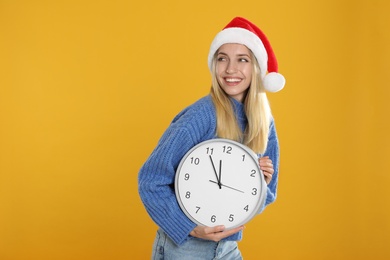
[{"xmin": 138, "ymin": 95, "xmax": 280, "ymax": 246}]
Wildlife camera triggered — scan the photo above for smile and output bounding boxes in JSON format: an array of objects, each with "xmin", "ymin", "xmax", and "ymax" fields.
[{"xmin": 225, "ymin": 78, "xmax": 242, "ymax": 83}]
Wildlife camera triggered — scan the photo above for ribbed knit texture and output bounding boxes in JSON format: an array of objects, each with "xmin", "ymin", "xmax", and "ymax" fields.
[{"xmin": 138, "ymin": 95, "xmax": 280, "ymax": 245}]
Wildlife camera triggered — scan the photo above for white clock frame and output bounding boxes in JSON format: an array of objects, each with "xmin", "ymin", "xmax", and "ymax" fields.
[{"xmin": 175, "ymin": 138, "xmax": 267, "ymax": 229}]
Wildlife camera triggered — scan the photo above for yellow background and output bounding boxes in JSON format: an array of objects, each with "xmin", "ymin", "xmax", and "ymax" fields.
[{"xmin": 1, "ymin": 0, "xmax": 389, "ymax": 259}]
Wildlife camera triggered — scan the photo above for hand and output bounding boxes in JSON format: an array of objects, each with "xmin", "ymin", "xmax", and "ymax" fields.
[
  {"xmin": 259, "ymin": 156, "xmax": 274, "ymax": 185},
  {"xmin": 209, "ymin": 155, "xmax": 221, "ymax": 189},
  {"xmin": 190, "ymin": 225, "xmax": 244, "ymax": 242}
]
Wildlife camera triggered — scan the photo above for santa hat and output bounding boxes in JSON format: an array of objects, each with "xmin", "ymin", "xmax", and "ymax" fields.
[{"xmin": 208, "ymin": 17, "xmax": 285, "ymax": 92}]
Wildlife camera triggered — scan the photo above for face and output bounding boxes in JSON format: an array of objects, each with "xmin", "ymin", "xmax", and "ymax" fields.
[{"xmin": 215, "ymin": 43, "xmax": 253, "ymax": 102}]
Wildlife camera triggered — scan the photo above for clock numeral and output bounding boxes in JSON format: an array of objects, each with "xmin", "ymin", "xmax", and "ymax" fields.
[
  {"xmin": 222, "ymin": 146, "xmax": 232, "ymax": 154},
  {"xmin": 252, "ymin": 188, "xmax": 257, "ymax": 196},
  {"xmin": 206, "ymin": 147, "xmax": 214, "ymax": 155},
  {"xmin": 185, "ymin": 191, "xmax": 191, "ymax": 199},
  {"xmin": 211, "ymin": 215, "xmax": 217, "ymax": 223},
  {"xmin": 228, "ymin": 214, "xmax": 234, "ymax": 222},
  {"xmin": 244, "ymin": 205, "xmax": 249, "ymax": 212},
  {"xmin": 250, "ymin": 169, "xmax": 256, "ymax": 177},
  {"xmin": 190, "ymin": 157, "xmax": 200, "ymax": 165},
  {"xmin": 184, "ymin": 173, "xmax": 190, "ymax": 181},
  {"xmin": 242, "ymin": 154, "xmax": 246, "ymax": 161},
  {"xmin": 195, "ymin": 206, "xmax": 201, "ymax": 213}
]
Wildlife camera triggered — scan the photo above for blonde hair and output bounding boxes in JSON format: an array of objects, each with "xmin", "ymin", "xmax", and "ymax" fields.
[{"xmin": 210, "ymin": 50, "xmax": 271, "ymax": 154}]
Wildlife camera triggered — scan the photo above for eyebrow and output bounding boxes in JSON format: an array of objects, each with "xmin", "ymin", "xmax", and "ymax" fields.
[{"xmin": 217, "ymin": 51, "xmax": 250, "ymax": 58}]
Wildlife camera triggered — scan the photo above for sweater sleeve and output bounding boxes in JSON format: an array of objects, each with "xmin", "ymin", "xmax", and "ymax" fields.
[
  {"xmin": 259, "ymin": 118, "xmax": 280, "ymax": 213},
  {"xmin": 138, "ymin": 97, "xmax": 216, "ymax": 245}
]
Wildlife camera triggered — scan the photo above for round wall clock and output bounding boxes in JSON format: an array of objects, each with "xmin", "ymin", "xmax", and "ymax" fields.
[{"xmin": 175, "ymin": 138, "xmax": 267, "ymax": 229}]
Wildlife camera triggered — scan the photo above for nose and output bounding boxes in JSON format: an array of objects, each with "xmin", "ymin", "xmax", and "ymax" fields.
[{"xmin": 226, "ymin": 61, "xmax": 237, "ymax": 74}]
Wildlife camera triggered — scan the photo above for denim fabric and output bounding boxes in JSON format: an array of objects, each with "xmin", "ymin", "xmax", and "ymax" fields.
[{"xmin": 152, "ymin": 229, "xmax": 242, "ymax": 260}]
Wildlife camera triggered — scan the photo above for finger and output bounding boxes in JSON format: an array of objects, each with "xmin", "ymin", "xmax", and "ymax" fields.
[
  {"xmin": 259, "ymin": 159, "xmax": 273, "ymax": 167},
  {"xmin": 264, "ymin": 173, "xmax": 273, "ymax": 183},
  {"xmin": 259, "ymin": 156, "xmax": 270, "ymax": 161},
  {"xmin": 260, "ymin": 163, "xmax": 273, "ymax": 170},
  {"xmin": 213, "ymin": 226, "xmax": 244, "ymax": 240},
  {"xmin": 206, "ymin": 225, "xmax": 225, "ymax": 234},
  {"xmin": 225, "ymin": 225, "xmax": 244, "ymax": 235},
  {"xmin": 261, "ymin": 166, "xmax": 274, "ymax": 175},
  {"xmin": 260, "ymin": 161, "xmax": 274, "ymax": 168},
  {"xmin": 259, "ymin": 159, "xmax": 273, "ymax": 165}
]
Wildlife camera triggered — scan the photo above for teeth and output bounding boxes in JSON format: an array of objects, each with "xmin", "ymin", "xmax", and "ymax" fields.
[{"xmin": 226, "ymin": 78, "xmax": 241, "ymax": 82}]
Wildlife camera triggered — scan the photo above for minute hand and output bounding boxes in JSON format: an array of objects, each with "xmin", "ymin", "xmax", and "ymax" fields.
[{"xmin": 208, "ymin": 180, "xmax": 245, "ymax": 193}]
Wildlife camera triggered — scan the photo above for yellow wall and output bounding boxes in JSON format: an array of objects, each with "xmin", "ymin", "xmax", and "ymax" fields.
[{"xmin": 1, "ymin": 1, "xmax": 389, "ymax": 259}]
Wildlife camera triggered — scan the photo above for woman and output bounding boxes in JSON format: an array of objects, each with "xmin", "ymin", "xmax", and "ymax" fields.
[{"xmin": 138, "ymin": 17, "xmax": 285, "ymax": 259}]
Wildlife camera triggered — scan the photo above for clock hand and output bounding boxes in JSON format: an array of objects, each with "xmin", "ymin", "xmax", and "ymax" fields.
[
  {"xmin": 209, "ymin": 155, "xmax": 222, "ymax": 189},
  {"xmin": 218, "ymin": 160, "xmax": 222, "ymax": 187},
  {"xmin": 208, "ymin": 180, "xmax": 245, "ymax": 193}
]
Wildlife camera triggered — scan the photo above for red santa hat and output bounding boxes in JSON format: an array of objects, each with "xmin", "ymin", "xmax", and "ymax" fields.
[{"xmin": 208, "ymin": 17, "xmax": 285, "ymax": 92}]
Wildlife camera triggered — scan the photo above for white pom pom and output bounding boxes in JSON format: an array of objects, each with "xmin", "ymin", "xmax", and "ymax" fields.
[{"xmin": 263, "ymin": 72, "xmax": 286, "ymax": 92}]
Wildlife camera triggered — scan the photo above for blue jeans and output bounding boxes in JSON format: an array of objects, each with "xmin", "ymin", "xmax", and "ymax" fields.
[{"xmin": 152, "ymin": 229, "xmax": 243, "ymax": 260}]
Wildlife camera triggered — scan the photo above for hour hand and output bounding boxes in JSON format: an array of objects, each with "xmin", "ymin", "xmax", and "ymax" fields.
[{"xmin": 209, "ymin": 155, "xmax": 221, "ymax": 189}]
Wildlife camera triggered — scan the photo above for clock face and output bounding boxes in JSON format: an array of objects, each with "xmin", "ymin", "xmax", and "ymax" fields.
[{"xmin": 175, "ymin": 138, "xmax": 266, "ymax": 229}]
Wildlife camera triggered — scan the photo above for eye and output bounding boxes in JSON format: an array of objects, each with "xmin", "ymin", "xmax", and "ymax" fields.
[
  {"xmin": 217, "ymin": 55, "xmax": 227, "ymax": 62},
  {"xmin": 239, "ymin": 58, "xmax": 249, "ymax": 62}
]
